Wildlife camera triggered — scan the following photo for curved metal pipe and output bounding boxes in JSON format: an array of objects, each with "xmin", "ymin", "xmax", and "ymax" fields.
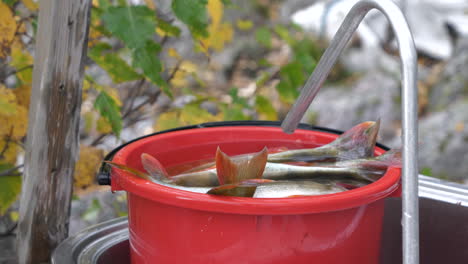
[{"xmin": 281, "ymin": 0, "xmax": 419, "ymax": 263}]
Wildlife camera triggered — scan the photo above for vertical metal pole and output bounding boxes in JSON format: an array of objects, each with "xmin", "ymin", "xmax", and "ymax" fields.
[{"xmin": 281, "ymin": 0, "xmax": 419, "ymax": 263}]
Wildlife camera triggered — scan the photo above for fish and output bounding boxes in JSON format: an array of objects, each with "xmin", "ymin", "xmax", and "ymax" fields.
[
  {"xmin": 105, "ymin": 161, "xmax": 212, "ymax": 194},
  {"xmin": 252, "ymin": 180, "xmax": 348, "ymax": 198},
  {"xmin": 267, "ymin": 120, "xmax": 381, "ymax": 163},
  {"xmin": 179, "ymin": 120, "xmax": 380, "ymax": 174},
  {"xmin": 103, "ymin": 120, "xmax": 397, "ymax": 198},
  {"xmin": 105, "ymin": 162, "xmax": 348, "ymax": 198},
  {"xmin": 148, "ymin": 148, "xmax": 400, "ymax": 187}
]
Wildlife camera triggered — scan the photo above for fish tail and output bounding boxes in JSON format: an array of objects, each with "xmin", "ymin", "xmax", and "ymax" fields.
[
  {"xmin": 141, "ymin": 153, "xmax": 171, "ymax": 181},
  {"xmin": 375, "ymin": 149, "xmax": 402, "ymax": 167},
  {"xmin": 207, "ymin": 179, "xmax": 274, "ymax": 197},
  {"xmin": 216, "ymin": 147, "xmax": 268, "ymax": 185},
  {"xmin": 331, "ymin": 120, "xmax": 380, "ymax": 160},
  {"xmin": 104, "ymin": 161, "xmax": 151, "ymax": 181}
]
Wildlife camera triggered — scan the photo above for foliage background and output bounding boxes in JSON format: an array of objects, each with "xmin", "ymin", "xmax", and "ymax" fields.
[{"xmin": 0, "ymin": 0, "xmax": 347, "ymax": 228}]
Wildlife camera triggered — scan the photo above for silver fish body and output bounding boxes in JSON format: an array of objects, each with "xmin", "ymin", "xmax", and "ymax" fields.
[
  {"xmin": 171, "ymin": 162, "xmax": 372, "ymax": 187},
  {"xmin": 253, "ymin": 180, "xmax": 347, "ymax": 198},
  {"xmin": 150, "ymin": 178, "xmax": 346, "ymax": 198}
]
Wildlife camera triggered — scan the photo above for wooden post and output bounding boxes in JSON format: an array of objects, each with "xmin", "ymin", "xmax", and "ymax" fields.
[{"xmin": 17, "ymin": 0, "xmax": 91, "ymax": 263}]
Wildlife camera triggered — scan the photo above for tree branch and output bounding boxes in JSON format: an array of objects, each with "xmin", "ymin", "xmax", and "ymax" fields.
[
  {"xmin": 0, "ymin": 164, "xmax": 24, "ymax": 177},
  {"xmin": 0, "ymin": 223, "xmax": 18, "ymax": 238}
]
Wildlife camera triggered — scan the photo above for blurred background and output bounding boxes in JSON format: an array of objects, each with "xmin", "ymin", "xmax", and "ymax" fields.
[{"xmin": 0, "ymin": 0, "xmax": 467, "ymax": 261}]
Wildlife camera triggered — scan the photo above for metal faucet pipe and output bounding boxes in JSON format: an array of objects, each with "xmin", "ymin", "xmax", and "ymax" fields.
[{"xmin": 281, "ymin": 0, "xmax": 419, "ymax": 263}]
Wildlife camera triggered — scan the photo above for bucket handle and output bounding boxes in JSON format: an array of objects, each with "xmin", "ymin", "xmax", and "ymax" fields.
[{"xmin": 281, "ymin": 0, "xmax": 419, "ymax": 263}]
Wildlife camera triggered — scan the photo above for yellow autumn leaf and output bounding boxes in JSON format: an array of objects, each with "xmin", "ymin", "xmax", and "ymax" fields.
[
  {"xmin": 199, "ymin": 0, "xmax": 233, "ymax": 51},
  {"xmin": 82, "ymin": 79, "xmax": 91, "ymax": 101},
  {"xmin": 23, "ymin": 0, "xmax": 38, "ymax": 11},
  {"xmin": 0, "ymin": 86, "xmax": 28, "ymax": 140},
  {"xmin": 9, "ymin": 211, "xmax": 19, "ymax": 222},
  {"xmin": 0, "ymin": 88, "xmax": 17, "ymax": 116},
  {"xmin": 154, "ymin": 111, "xmax": 181, "ymax": 131},
  {"xmin": 104, "ymin": 86, "xmax": 122, "ymax": 107},
  {"xmin": 88, "ymin": 27, "xmax": 103, "ymax": 47},
  {"xmin": 168, "ymin": 47, "xmax": 181, "ymax": 59},
  {"xmin": 74, "ymin": 145, "xmax": 104, "ymax": 188},
  {"xmin": 155, "ymin": 27, "xmax": 166, "ymax": 37},
  {"xmin": 10, "ymin": 46, "xmax": 33, "ymax": 84},
  {"xmin": 95, "ymin": 85, "xmax": 122, "ymax": 106},
  {"xmin": 207, "ymin": 0, "xmax": 223, "ymax": 26},
  {"xmin": 0, "ymin": 106, "xmax": 28, "ymax": 140},
  {"xmin": 82, "ymin": 111, "xmax": 94, "ymax": 134},
  {"xmin": 96, "ymin": 116, "xmax": 112, "ymax": 134},
  {"xmin": 170, "ymin": 61, "xmax": 198, "ymax": 88},
  {"xmin": 154, "ymin": 104, "xmax": 223, "ymax": 131},
  {"xmin": 236, "ymin": 19, "xmax": 253, "ymax": 31},
  {"xmin": 13, "ymin": 85, "xmax": 31, "ymax": 108},
  {"xmin": 0, "ymin": 139, "xmax": 19, "ymax": 164},
  {"xmin": 0, "ymin": 2, "xmax": 17, "ymax": 58},
  {"xmin": 144, "ymin": 0, "xmax": 156, "ymax": 10}
]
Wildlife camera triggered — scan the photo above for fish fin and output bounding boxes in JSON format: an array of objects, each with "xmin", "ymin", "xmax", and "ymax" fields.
[
  {"xmin": 141, "ymin": 153, "xmax": 170, "ymax": 181},
  {"xmin": 216, "ymin": 147, "xmax": 269, "ymax": 185},
  {"xmin": 331, "ymin": 120, "xmax": 380, "ymax": 160},
  {"xmin": 335, "ymin": 182, "xmax": 360, "ymax": 190},
  {"xmin": 207, "ymin": 179, "xmax": 274, "ymax": 197},
  {"xmin": 243, "ymin": 147, "xmax": 268, "ymax": 181},
  {"xmin": 287, "ymin": 195, "xmax": 310, "ymax": 198},
  {"xmin": 374, "ymin": 149, "xmax": 402, "ymax": 167},
  {"xmin": 215, "ymin": 147, "xmax": 238, "ymax": 185},
  {"xmin": 104, "ymin": 161, "xmax": 151, "ymax": 181}
]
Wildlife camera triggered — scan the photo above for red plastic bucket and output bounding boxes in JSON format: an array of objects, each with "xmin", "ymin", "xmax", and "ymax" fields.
[{"xmin": 107, "ymin": 121, "xmax": 401, "ymax": 264}]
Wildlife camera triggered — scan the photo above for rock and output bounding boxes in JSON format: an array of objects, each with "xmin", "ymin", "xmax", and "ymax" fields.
[
  {"xmin": 69, "ymin": 189, "xmax": 127, "ymax": 235},
  {"xmin": 301, "ymin": 71, "xmax": 401, "ymax": 144},
  {"xmin": 0, "ymin": 202, "xmax": 19, "ymax": 263},
  {"xmin": 0, "ymin": 236, "xmax": 16, "ymax": 264},
  {"xmin": 417, "ymin": 100, "xmax": 468, "ymax": 181},
  {"xmin": 429, "ymin": 37, "xmax": 468, "ymax": 112}
]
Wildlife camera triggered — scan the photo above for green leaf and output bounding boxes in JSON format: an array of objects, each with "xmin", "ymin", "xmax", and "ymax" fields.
[
  {"xmin": 101, "ymin": 6, "xmax": 156, "ymax": 49},
  {"xmin": 228, "ymin": 88, "xmax": 249, "ymax": 108},
  {"xmin": 31, "ymin": 17, "xmax": 38, "ymax": 35},
  {"xmin": 98, "ymin": 0, "xmax": 110, "ymax": 10},
  {"xmin": 256, "ymin": 71, "xmax": 271, "ymax": 87},
  {"xmin": 255, "ymin": 95, "xmax": 277, "ymax": 120},
  {"xmin": 274, "ymin": 25, "xmax": 293, "ymax": 45},
  {"xmin": 89, "ymin": 43, "xmax": 142, "ymax": 83},
  {"xmin": 222, "ymin": 105, "xmax": 250, "ymax": 121},
  {"xmin": 94, "ymin": 91, "xmax": 123, "ymax": 137},
  {"xmin": 276, "ymin": 61, "xmax": 304, "ymax": 103},
  {"xmin": 255, "ymin": 27, "xmax": 271, "ymax": 48},
  {"xmin": 156, "ymin": 17, "xmax": 181, "ymax": 37},
  {"xmin": 171, "ymin": 0, "xmax": 209, "ymax": 38},
  {"xmin": 2, "ymin": 0, "xmax": 17, "ymax": 6},
  {"xmin": 132, "ymin": 41, "xmax": 171, "ymax": 97},
  {"xmin": 421, "ymin": 167, "xmax": 433, "ymax": 176},
  {"xmin": 0, "ymin": 163, "xmax": 21, "ymax": 215}
]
